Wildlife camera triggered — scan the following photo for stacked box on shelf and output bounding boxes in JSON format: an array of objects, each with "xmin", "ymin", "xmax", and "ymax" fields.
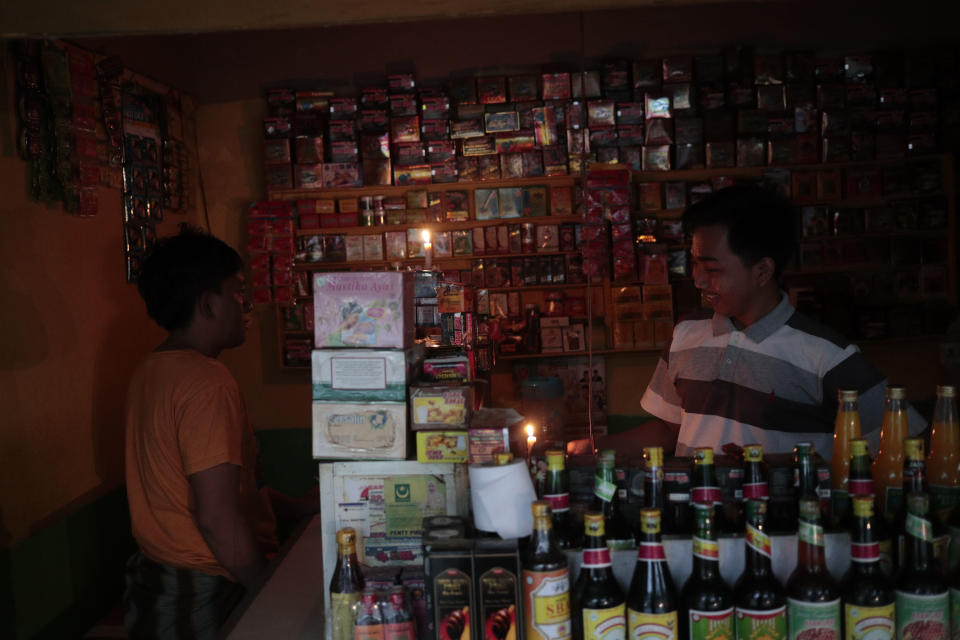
[
  {"xmin": 247, "ymin": 201, "xmax": 295, "ymax": 304},
  {"xmin": 612, "ymin": 283, "xmax": 675, "ymax": 350},
  {"xmin": 311, "ymin": 271, "xmax": 416, "ymax": 459}
]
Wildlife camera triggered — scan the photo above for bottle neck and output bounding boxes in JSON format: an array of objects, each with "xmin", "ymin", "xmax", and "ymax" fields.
[
  {"xmin": 849, "ymin": 516, "xmax": 882, "ymax": 573},
  {"xmin": 745, "ymin": 522, "xmax": 772, "ymax": 575},
  {"xmin": 692, "ymin": 522, "xmax": 720, "ymax": 578},
  {"xmin": 743, "ymin": 462, "xmax": 769, "ymax": 500},
  {"xmin": 848, "ymin": 455, "xmax": 875, "ymax": 495},
  {"xmin": 797, "ymin": 519, "xmax": 827, "ymax": 570},
  {"xmin": 531, "ymin": 516, "xmax": 559, "ymax": 554},
  {"xmin": 581, "ymin": 531, "xmax": 612, "ymax": 571},
  {"xmin": 904, "ymin": 512, "xmax": 935, "ymax": 571}
]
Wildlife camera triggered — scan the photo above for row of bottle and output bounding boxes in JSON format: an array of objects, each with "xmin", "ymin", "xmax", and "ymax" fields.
[{"xmin": 527, "ymin": 492, "xmax": 954, "ymax": 640}]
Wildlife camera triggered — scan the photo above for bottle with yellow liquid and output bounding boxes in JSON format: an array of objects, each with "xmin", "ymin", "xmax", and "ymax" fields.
[
  {"xmin": 831, "ymin": 390, "xmax": 862, "ymax": 529},
  {"xmin": 928, "ymin": 385, "xmax": 960, "ymax": 526},
  {"xmin": 872, "ymin": 386, "xmax": 909, "ymax": 523},
  {"xmin": 330, "ymin": 527, "xmax": 365, "ymax": 640},
  {"xmin": 522, "ymin": 501, "xmax": 572, "ymax": 640}
]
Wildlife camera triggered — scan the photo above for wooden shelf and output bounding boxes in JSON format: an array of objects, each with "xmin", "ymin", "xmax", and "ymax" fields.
[
  {"xmin": 485, "ymin": 282, "xmax": 601, "ymax": 292},
  {"xmin": 269, "ymin": 174, "xmax": 578, "ymax": 200},
  {"xmin": 295, "ymin": 250, "xmax": 579, "ymax": 270},
  {"xmin": 295, "ymin": 215, "xmax": 582, "ymax": 237},
  {"xmin": 497, "ymin": 347, "xmax": 660, "ymax": 360}
]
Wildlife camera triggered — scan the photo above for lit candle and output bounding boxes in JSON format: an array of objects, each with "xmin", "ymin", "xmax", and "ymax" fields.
[
  {"xmin": 421, "ymin": 229, "xmax": 432, "ymax": 270},
  {"xmin": 525, "ymin": 422, "xmax": 536, "ymax": 462}
]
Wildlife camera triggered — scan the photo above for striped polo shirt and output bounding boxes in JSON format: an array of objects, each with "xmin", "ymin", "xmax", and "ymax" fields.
[{"xmin": 640, "ymin": 293, "xmax": 925, "ymax": 457}]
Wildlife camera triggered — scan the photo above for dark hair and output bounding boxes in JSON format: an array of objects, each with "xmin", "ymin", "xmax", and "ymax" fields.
[
  {"xmin": 137, "ymin": 225, "xmax": 243, "ymax": 332},
  {"xmin": 682, "ymin": 184, "xmax": 797, "ymax": 279}
]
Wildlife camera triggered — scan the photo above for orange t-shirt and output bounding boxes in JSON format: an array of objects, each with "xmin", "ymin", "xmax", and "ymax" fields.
[{"xmin": 125, "ymin": 350, "xmax": 278, "ymax": 578}]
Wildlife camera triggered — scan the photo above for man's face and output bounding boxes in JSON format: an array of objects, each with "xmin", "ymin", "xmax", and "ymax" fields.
[
  {"xmin": 213, "ymin": 273, "xmax": 250, "ymax": 349},
  {"xmin": 690, "ymin": 224, "xmax": 762, "ymax": 322}
]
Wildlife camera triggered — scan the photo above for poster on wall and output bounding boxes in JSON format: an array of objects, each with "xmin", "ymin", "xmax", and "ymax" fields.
[{"xmin": 513, "ymin": 356, "xmax": 608, "ymax": 442}]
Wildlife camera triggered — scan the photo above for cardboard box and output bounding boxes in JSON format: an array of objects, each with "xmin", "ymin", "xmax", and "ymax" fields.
[
  {"xmin": 410, "ymin": 385, "xmax": 473, "ymax": 430},
  {"xmin": 423, "ymin": 537, "xmax": 474, "ymax": 640},
  {"xmin": 312, "ymin": 402, "xmax": 407, "ymax": 459},
  {"xmin": 313, "ymin": 271, "xmax": 414, "ymax": 348},
  {"xmin": 416, "ymin": 431, "xmax": 469, "ymax": 463},
  {"xmin": 474, "ymin": 539, "xmax": 523, "ymax": 640},
  {"xmin": 468, "ymin": 428, "xmax": 510, "ymax": 464},
  {"xmin": 311, "ymin": 347, "xmax": 422, "ymax": 402}
]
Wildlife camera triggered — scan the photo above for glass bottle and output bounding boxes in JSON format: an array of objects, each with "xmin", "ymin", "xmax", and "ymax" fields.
[
  {"xmin": 872, "ymin": 386, "xmax": 909, "ymax": 523},
  {"xmin": 742, "ymin": 444, "xmax": 769, "ymax": 502},
  {"xmin": 928, "ymin": 385, "xmax": 960, "ymax": 526},
  {"xmin": 680, "ymin": 502, "xmax": 734, "ymax": 640},
  {"xmin": 330, "ymin": 527, "xmax": 366, "ymax": 640},
  {"xmin": 793, "ymin": 441, "xmax": 819, "ymax": 502},
  {"xmin": 733, "ymin": 500, "xmax": 786, "ymax": 639},
  {"xmin": 644, "ymin": 446, "xmax": 665, "ymax": 512},
  {"xmin": 353, "ymin": 586, "xmax": 384, "ymax": 640},
  {"xmin": 626, "ymin": 509, "xmax": 678, "ymax": 639},
  {"xmin": 593, "ymin": 449, "xmax": 634, "ymax": 550},
  {"xmin": 895, "ymin": 492, "xmax": 949, "ymax": 639},
  {"xmin": 571, "ymin": 512, "xmax": 626, "ymax": 640},
  {"xmin": 831, "ymin": 390, "xmax": 862, "ymax": 529},
  {"xmin": 690, "ymin": 447, "xmax": 723, "ymax": 532},
  {"xmin": 848, "ymin": 438, "xmax": 894, "ymax": 577},
  {"xmin": 841, "ymin": 495, "xmax": 895, "ymax": 640},
  {"xmin": 521, "ymin": 501, "xmax": 572, "ymax": 640},
  {"xmin": 544, "ymin": 449, "xmax": 576, "ymax": 550},
  {"xmin": 382, "ymin": 585, "xmax": 415, "ymax": 640},
  {"xmin": 786, "ymin": 499, "xmax": 841, "ymax": 640}
]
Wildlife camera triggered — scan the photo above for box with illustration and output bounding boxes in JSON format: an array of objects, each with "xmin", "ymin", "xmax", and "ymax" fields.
[
  {"xmin": 311, "ymin": 347, "xmax": 424, "ymax": 402},
  {"xmin": 409, "ymin": 384, "xmax": 474, "ymax": 430},
  {"xmin": 312, "ymin": 401, "xmax": 408, "ymax": 459},
  {"xmin": 313, "ymin": 271, "xmax": 415, "ymax": 348}
]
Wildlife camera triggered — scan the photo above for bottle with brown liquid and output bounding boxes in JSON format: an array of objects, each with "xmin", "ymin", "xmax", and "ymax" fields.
[
  {"xmin": 680, "ymin": 502, "xmax": 733, "ymax": 639},
  {"xmin": 785, "ymin": 499, "xmax": 841, "ymax": 640},
  {"xmin": 571, "ymin": 512, "xmax": 626, "ymax": 640},
  {"xmin": 593, "ymin": 449, "xmax": 634, "ymax": 550},
  {"xmin": 690, "ymin": 448, "xmax": 723, "ymax": 533},
  {"xmin": 841, "ymin": 495, "xmax": 895, "ymax": 639},
  {"xmin": 330, "ymin": 527, "xmax": 365, "ymax": 640},
  {"xmin": 895, "ymin": 492, "xmax": 949, "ymax": 639},
  {"xmin": 847, "ymin": 438, "xmax": 894, "ymax": 576},
  {"xmin": 733, "ymin": 500, "xmax": 786, "ymax": 639},
  {"xmin": 522, "ymin": 501, "xmax": 572, "ymax": 640},
  {"xmin": 353, "ymin": 586, "xmax": 384, "ymax": 640},
  {"xmin": 544, "ymin": 450, "xmax": 577, "ymax": 549},
  {"xmin": 626, "ymin": 509, "xmax": 678, "ymax": 639}
]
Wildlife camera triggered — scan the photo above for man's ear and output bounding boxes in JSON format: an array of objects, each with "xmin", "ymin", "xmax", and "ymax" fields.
[
  {"xmin": 195, "ymin": 290, "xmax": 217, "ymax": 320},
  {"xmin": 754, "ymin": 256, "xmax": 776, "ymax": 286}
]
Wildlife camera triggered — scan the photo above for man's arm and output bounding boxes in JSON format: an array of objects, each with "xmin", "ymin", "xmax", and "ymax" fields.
[
  {"xmin": 189, "ymin": 462, "xmax": 266, "ymax": 590},
  {"xmin": 597, "ymin": 418, "xmax": 680, "ymax": 459}
]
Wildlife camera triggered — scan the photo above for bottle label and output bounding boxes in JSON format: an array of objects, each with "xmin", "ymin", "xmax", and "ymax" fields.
[
  {"xmin": 850, "ymin": 541, "xmax": 880, "ymax": 562},
  {"xmin": 848, "ymin": 478, "xmax": 874, "ymax": 495},
  {"xmin": 843, "ymin": 602, "xmax": 894, "ymax": 640},
  {"xmin": 745, "ymin": 524, "xmax": 771, "ymax": 558},
  {"xmin": 595, "ymin": 477, "xmax": 616, "ymax": 502},
  {"xmin": 583, "ymin": 604, "xmax": 626, "ymax": 640},
  {"xmin": 929, "ymin": 483, "xmax": 960, "ymax": 522},
  {"xmin": 742, "ymin": 481, "xmax": 769, "ymax": 500},
  {"xmin": 331, "ymin": 592, "xmax": 362, "ymax": 640},
  {"xmin": 734, "ymin": 606, "xmax": 786, "ymax": 640},
  {"xmin": 627, "ymin": 609, "xmax": 677, "ymax": 639},
  {"xmin": 354, "ymin": 624, "xmax": 385, "ymax": 640},
  {"xmin": 690, "ymin": 486, "xmax": 722, "ymax": 504},
  {"xmin": 687, "ymin": 607, "xmax": 733, "ymax": 640},
  {"xmin": 797, "ymin": 520, "xmax": 825, "ymax": 547},
  {"xmin": 523, "ymin": 568, "xmax": 572, "ymax": 640},
  {"xmin": 895, "ymin": 590, "xmax": 949, "ymax": 640},
  {"xmin": 582, "ymin": 547, "xmax": 613, "ymax": 568},
  {"xmin": 544, "ymin": 492, "xmax": 570, "ymax": 513},
  {"xmin": 637, "ymin": 542, "xmax": 666, "ymax": 562},
  {"xmin": 383, "ymin": 621, "xmax": 415, "ymax": 640},
  {"xmin": 905, "ymin": 513, "xmax": 933, "ymax": 542},
  {"xmin": 786, "ymin": 597, "xmax": 840, "ymax": 640},
  {"xmin": 692, "ymin": 536, "xmax": 719, "ymax": 561},
  {"xmin": 950, "ymin": 588, "xmax": 960, "ymax": 640}
]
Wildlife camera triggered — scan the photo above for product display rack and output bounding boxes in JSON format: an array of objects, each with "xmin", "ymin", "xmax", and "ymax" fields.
[{"xmin": 267, "ymin": 153, "xmax": 956, "ymax": 370}]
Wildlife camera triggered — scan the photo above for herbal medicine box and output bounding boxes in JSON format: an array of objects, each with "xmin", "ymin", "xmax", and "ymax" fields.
[{"xmin": 313, "ymin": 272, "xmax": 414, "ymax": 348}]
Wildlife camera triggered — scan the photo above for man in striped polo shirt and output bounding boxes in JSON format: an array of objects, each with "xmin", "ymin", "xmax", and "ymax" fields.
[{"xmin": 638, "ymin": 185, "xmax": 925, "ymax": 457}]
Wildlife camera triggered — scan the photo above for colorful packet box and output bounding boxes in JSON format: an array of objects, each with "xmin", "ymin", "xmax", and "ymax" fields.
[
  {"xmin": 312, "ymin": 402, "xmax": 407, "ymax": 459},
  {"xmin": 416, "ymin": 431, "xmax": 469, "ymax": 463},
  {"xmin": 313, "ymin": 271, "xmax": 414, "ymax": 348},
  {"xmin": 311, "ymin": 347, "xmax": 423, "ymax": 402},
  {"xmin": 409, "ymin": 384, "xmax": 473, "ymax": 430}
]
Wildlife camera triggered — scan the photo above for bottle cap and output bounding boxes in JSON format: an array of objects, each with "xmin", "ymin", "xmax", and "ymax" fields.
[
  {"xmin": 745, "ymin": 499, "xmax": 767, "ymax": 522},
  {"xmin": 494, "ymin": 452, "xmax": 514, "ymax": 465},
  {"xmin": 905, "ymin": 438, "xmax": 924, "ymax": 461},
  {"xmin": 336, "ymin": 527, "xmax": 357, "ymax": 546},
  {"xmin": 640, "ymin": 509, "xmax": 662, "ymax": 534},
  {"xmin": 886, "ymin": 386, "xmax": 906, "ymax": 400},
  {"xmin": 849, "ymin": 439, "xmax": 868, "ymax": 457},
  {"xmin": 852, "ymin": 495, "xmax": 874, "ymax": 518},
  {"xmin": 794, "ymin": 441, "xmax": 814, "ymax": 457},
  {"xmin": 906, "ymin": 492, "xmax": 929, "ymax": 516},
  {"xmin": 938, "ymin": 385, "xmax": 956, "ymax": 398},
  {"xmin": 531, "ymin": 500, "xmax": 552, "ymax": 518},
  {"xmin": 546, "ymin": 450, "xmax": 565, "ymax": 469},
  {"xmin": 584, "ymin": 512, "xmax": 605, "ymax": 536},
  {"xmin": 839, "ymin": 389, "xmax": 859, "ymax": 402},
  {"xmin": 694, "ymin": 448, "xmax": 714, "ymax": 465},
  {"xmin": 743, "ymin": 444, "xmax": 763, "ymax": 462},
  {"xmin": 644, "ymin": 446, "xmax": 664, "ymax": 468}
]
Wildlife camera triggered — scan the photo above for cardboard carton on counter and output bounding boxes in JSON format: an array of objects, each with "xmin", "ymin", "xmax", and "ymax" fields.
[
  {"xmin": 312, "ymin": 401, "xmax": 407, "ymax": 459},
  {"xmin": 313, "ymin": 271, "xmax": 414, "ymax": 348},
  {"xmin": 310, "ymin": 346, "xmax": 424, "ymax": 402}
]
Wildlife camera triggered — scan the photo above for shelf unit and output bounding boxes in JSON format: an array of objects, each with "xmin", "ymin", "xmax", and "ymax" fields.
[{"xmin": 266, "ymin": 153, "xmax": 956, "ymax": 370}]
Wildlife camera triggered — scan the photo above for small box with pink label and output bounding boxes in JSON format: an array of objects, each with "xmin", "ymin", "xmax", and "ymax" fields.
[{"xmin": 313, "ymin": 271, "xmax": 414, "ymax": 348}]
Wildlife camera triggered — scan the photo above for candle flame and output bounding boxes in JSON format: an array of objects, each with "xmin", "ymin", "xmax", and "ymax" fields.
[
  {"xmin": 525, "ymin": 423, "xmax": 534, "ymax": 437},
  {"xmin": 421, "ymin": 229, "xmax": 431, "ymax": 243}
]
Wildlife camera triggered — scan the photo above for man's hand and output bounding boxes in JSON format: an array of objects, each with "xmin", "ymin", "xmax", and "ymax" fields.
[{"xmin": 189, "ymin": 462, "xmax": 266, "ymax": 590}]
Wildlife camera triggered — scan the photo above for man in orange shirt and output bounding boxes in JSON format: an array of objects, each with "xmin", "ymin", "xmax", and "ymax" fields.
[{"xmin": 124, "ymin": 227, "xmax": 290, "ymax": 639}]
